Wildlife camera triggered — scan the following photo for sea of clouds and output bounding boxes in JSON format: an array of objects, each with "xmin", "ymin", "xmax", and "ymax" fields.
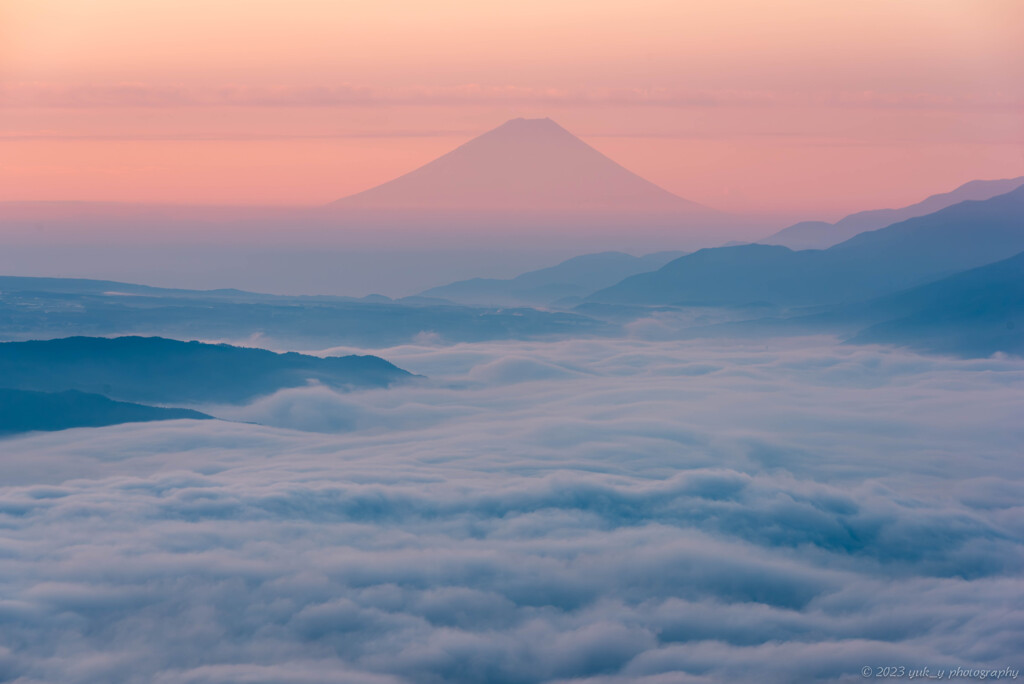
[{"xmin": 1, "ymin": 336, "xmax": 1022, "ymax": 683}]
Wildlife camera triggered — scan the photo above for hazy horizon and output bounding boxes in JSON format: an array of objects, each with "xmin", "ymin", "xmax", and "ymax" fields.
[{"xmin": 1, "ymin": 113, "xmax": 1020, "ymax": 297}]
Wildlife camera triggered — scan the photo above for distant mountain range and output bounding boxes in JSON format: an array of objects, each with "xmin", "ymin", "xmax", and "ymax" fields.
[
  {"xmin": 0, "ymin": 278, "xmax": 615, "ymax": 347},
  {"xmin": 8, "ymin": 121, "xmax": 1020, "ymax": 300},
  {"xmin": 0, "ymin": 336, "xmax": 412, "ymax": 405},
  {"xmin": 420, "ymin": 250, "xmax": 686, "ymax": 307},
  {"xmin": 761, "ymin": 176, "xmax": 1024, "ymax": 250},
  {"xmin": 590, "ymin": 185, "xmax": 1024, "ymax": 308},
  {"xmin": 2, "ymin": 171, "xmax": 1021, "ymax": 359},
  {"xmin": 0, "ymin": 388, "xmax": 210, "ymax": 436},
  {"xmin": 1, "ymin": 158, "xmax": 1021, "ymax": 359},
  {"xmin": 0, "ymin": 275, "xmax": 253, "ymax": 298}
]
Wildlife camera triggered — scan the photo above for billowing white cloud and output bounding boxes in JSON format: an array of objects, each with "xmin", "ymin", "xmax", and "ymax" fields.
[{"xmin": 0, "ymin": 336, "xmax": 1022, "ymax": 683}]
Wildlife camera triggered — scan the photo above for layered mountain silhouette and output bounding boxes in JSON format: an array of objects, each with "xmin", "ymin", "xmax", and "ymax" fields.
[
  {"xmin": 0, "ymin": 278, "xmax": 614, "ymax": 346},
  {"xmin": 761, "ymin": 176, "xmax": 1024, "ymax": 250},
  {"xmin": 332, "ymin": 118, "xmax": 714, "ymax": 215},
  {"xmin": 847, "ymin": 250, "xmax": 1024, "ymax": 356},
  {"xmin": 0, "ymin": 337, "xmax": 412, "ymax": 405},
  {"xmin": 590, "ymin": 185, "xmax": 1024, "ymax": 307},
  {"xmin": 0, "ymin": 121, "xmax": 746, "ymax": 294},
  {"xmin": 0, "ymin": 388, "xmax": 211, "ymax": 435},
  {"xmin": 663, "ymin": 249, "xmax": 1024, "ymax": 358},
  {"xmin": 420, "ymin": 250, "xmax": 686, "ymax": 307}
]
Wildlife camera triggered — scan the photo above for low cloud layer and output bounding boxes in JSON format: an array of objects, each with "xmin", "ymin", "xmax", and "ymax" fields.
[{"xmin": 1, "ymin": 337, "xmax": 1022, "ymax": 683}]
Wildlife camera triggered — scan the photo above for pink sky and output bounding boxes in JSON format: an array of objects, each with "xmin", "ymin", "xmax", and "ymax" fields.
[{"xmin": 2, "ymin": 0, "xmax": 1022, "ymax": 218}]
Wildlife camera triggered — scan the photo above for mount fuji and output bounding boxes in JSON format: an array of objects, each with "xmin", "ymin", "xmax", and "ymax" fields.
[{"xmin": 331, "ymin": 117, "xmax": 717, "ymax": 216}]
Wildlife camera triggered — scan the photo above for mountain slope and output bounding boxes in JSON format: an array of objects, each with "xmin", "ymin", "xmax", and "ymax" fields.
[
  {"xmin": 0, "ymin": 389, "xmax": 211, "ymax": 435},
  {"xmin": 420, "ymin": 250, "xmax": 685, "ymax": 306},
  {"xmin": 332, "ymin": 118, "xmax": 713, "ymax": 214},
  {"xmin": 762, "ymin": 176, "xmax": 1024, "ymax": 250},
  {"xmin": 0, "ymin": 336, "xmax": 413, "ymax": 404},
  {"xmin": 590, "ymin": 186, "xmax": 1024, "ymax": 307},
  {"xmin": 847, "ymin": 251, "xmax": 1024, "ymax": 357},
  {"xmin": 589, "ymin": 244, "xmax": 817, "ymax": 306}
]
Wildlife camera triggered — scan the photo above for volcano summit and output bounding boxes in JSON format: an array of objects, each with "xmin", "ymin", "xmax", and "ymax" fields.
[{"xmin": 332, "ymin": 118, "xmax": 717, "ymax": 216}]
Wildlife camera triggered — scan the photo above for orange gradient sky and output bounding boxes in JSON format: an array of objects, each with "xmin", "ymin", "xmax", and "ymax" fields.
[{"xmin": 2, "ymin": 0, "xmax": 1023, "ymax": 218}]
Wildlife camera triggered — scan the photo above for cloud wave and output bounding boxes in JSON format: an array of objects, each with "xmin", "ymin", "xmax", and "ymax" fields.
[{"xmin": 0, "ymin": 337, "xmax": 1021, "ymax": 683}]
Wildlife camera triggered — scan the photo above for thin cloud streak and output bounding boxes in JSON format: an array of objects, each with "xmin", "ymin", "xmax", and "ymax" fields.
[
  {"xmin": 0, "ymin": 130, "xmax": 477, "ymax": 141},
  {"xmin": 4, "ymin": 82, "xmax": 1021, "ymax": 111}
]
